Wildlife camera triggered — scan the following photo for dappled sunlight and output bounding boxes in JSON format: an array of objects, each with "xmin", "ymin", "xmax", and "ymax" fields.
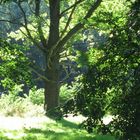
[
  {"xmin": 0, "ymin": 116, "xmax": 24, "ymax": 130},
  {"xmin": 0, "ymin": 116, "xmax": 55, "ymax": 130},
  {"xmin": 64, "ymin": 114, "xmax": 87, "ymax": 124},
  {"xmin": 102, "ymin": 115, "xmax": 113, "ymax": 125},
  {"xmin": 0, "ymin": 115, "xmax": 95, "ymax": 140},
  {"xmin": 4, "ymin": 132, "xmax": 26, "ymax": 139}
]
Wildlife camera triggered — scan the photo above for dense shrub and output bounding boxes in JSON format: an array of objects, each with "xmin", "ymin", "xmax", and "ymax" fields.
[
  {"xmin": 62, "ymin": 1, "xmax": 140, "ymax": 139},
  {"xmin": 62, "ymin": 67, "xmax": 109, "ymax": 133},
  {"xmin": 109, "ymin": 1, "xmax": 140, "ymax": 139}
]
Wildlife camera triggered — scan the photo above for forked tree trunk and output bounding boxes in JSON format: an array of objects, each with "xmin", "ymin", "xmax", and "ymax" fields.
[{"xmin": 44, "ymin": 57, "xmax": 60, "ymax": 111}]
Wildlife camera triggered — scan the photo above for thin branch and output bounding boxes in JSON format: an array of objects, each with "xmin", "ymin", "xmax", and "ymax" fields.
[
  {"xmin": 0, "ymin": 19, "xmax": 23, "ymax": 26},
  {"xmin": 59, "ymin": 61, "xmax": 73, "ymax": 84},
  {"xmin": 57, "ymin": 0, "xmax": 102, "ymax": 52},
  {"xmin": 30, "ymin": 67, "xmax": 55, "ymax": 83},
  {"xmin": 35, "ymin": 0, "xmax": 46, "ymax": 47},
  {"xmin": 0, "ymin": 6, "xmax": 16, "ymax": 18},
  {"xmin": 0, "ymin": 10, "xmax": 10, "ymax": 15},
  {"xmin": 17, "ymin": 2, "xmax": 28, "ymax": 25},
  {"xmin": 60, "ymin": 0, "xmax": 77, "ymax": 38},
  {"xmin": 27, "ymin": 1, "xmax": 35, "ymax": 14},
  {"xmin": 60, "ymin": 0, "xmax": 84, "ymax": 17},
  {"xmin": 16, "ymin": 2, "xmax": 47, "ymax": 53},
  {"xmin": 18, "ymin": 28, "xmax": 46, "ymax": 54},
  {"xmin": 60, "ymin": 69, "xmax": 73, "ymax": 84}
]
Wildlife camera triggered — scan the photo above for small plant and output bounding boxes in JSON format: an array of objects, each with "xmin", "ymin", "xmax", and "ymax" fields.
[
  {"xmin": 59, "ymin": 83, "xmax": 80, "ymax": 104},
  {"xmin": 28, "ymin": 86, "xmax": 44, "ymax": 105},
  {"xmin": 60, "ymin": 84, "xmax": 73, "ymax": 103}
]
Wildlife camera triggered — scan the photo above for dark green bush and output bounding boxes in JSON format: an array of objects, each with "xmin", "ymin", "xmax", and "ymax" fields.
[{"xmin": 62, "ymin": 1, "xmax": 140, "ymax": 139}]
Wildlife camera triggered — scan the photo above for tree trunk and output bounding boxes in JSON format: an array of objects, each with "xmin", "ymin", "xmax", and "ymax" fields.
[
  {"xmin": 44, "ymin": 57, "xmax": 60, "ymax": 111},
  {"xmin": 43, "ymin": 0, "xmax": 60, "ymax": 112}
]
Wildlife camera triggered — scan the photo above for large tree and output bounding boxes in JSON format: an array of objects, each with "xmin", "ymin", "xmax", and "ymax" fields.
[{"xmin": 0, "ymin": 0, "xmax": 102, "ymax": 111}]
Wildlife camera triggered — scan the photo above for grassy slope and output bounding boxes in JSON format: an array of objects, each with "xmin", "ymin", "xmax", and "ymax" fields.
[{"xmin": 0, "ymin": 116, "xmax": 115, "ymax": 140}]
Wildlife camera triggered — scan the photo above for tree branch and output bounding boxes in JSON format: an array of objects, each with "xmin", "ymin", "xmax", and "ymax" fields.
[
  {"xmin": 16, "ymin": 1, "xmax": 47, "ymax": 53},
  {"xmin": 60, "ymin": 0, "xmax": 84, "ymax": 17},
  {"xmin": 35, "ymin": 0, "xmax": 46, "ymax": 47},
  {"xmin": 60, "ymin": 0, "xmax": 77, "ymax": 38},
  {"xmin": 47, "ymin": 0, "xmax": 102, "ymax": 66},
  {"xmin": 0, "ymin": 19, "xmax": 23, "ymax": 26},
  {"xmin": 30, "ymin": 67, "xmax": 55, "ymax": 83},
  {"xmin": 0, "ymin": 10, "xmax": 10, "ymax": 15},
  {"xmin": 57, "ymin": 0, "xmax": 102, "ymax": 52},
  {"xmin": 58, "ymin": 0, "xmax": 102, "ymax": 49}
]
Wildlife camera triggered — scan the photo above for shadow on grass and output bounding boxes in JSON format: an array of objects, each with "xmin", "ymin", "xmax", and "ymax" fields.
[
  {"xmin": 24, "ymin": 128, "xmax": 94, "ymax": 140},
  {"xmin": 23, "ymin": 118, "xmax": 94, "ymax": 140},
  {"xmin": 57, "ymin": 118, "xmax": 80, "ymax": 129},
  {"xmin": 0, "ymin": 118, "xmax": 116, "ymax": 140}
]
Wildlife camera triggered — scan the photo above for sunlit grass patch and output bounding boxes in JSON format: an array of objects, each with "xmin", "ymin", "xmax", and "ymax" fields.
[
  {"xmin": 0, "ymin": 116, "xmax": 95, "ymax": 140},
  {"xmin": 23, "ymin": 118, "xmax": 95, "ymax": 140},
  {"xmin": 0, "ymin": 115, "xmax": 116, "ymax": 140}
]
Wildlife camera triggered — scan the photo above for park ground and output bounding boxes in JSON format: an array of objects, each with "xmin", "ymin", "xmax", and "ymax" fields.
[{"xmin": 0, "ymin": 114, "xmax": 115, "ymax": 140}]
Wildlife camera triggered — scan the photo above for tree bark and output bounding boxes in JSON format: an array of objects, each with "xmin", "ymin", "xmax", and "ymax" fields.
[
  {"xmin": 44, "ymin": 55, "xmax": 60, "ymax": 111},
  {"xmin": 43, "ymin": 0, "xmax": 60, "ymax": 111}
]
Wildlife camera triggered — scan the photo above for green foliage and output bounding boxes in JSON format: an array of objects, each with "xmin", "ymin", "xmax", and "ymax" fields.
[
  {"xmin": 62, "ymin": 66, "xmax": 109, "ymax": 133},
  {"xmin": 0, "ymin": 39, "xmax": 31, "ymax": 90},
  {"xmin": 0, "ymin": 84, "xmax": 44, "ymax": 117},
  {"xmin": 84, "ymin": 0, "xmax": 131, "ymax": 30},
  {"xmin": 62, "ymin": 0, "xmax": 140, "ymax": 139},
  {"xmin": 0, "ymin": 84, "xmax": 27, "ymax": 117},
  {"xmin": 108, "ymin": 1, "xmax": 140, "ymax": 139},
  {"xmin": 59, "ymin": 84, "xmax": 78, "ymax": 104},
  {"xmin": 28, "ymin": 86, "xmax": 44, "ymax": 105},
  {"xmin": 0, "ymin": 1, "xmax": 139, "ymax": 139}
]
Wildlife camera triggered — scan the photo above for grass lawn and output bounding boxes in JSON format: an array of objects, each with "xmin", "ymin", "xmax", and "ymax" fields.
[{"xmin": 0, "ymin": 115, "xmax": 116, "ymax": 140}]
